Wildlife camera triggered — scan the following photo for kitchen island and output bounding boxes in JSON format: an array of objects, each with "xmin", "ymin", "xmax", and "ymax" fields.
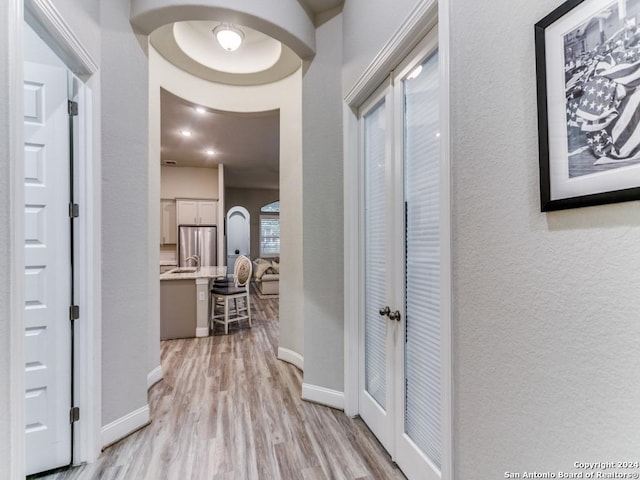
[{"xmin": 160, "ymin": 266, "xmax": 227, "ymax": 339}]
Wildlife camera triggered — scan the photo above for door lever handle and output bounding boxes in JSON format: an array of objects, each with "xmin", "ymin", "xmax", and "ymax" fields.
[
  {"xmin": 379, "ymin": 306, "xmax": 401, "ymax": 322},
  {"xmin": 388, "ymin": 310, "xmax": 401, "ymax": 322}
]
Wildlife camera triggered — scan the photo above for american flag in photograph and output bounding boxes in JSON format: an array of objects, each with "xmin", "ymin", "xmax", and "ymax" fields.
[{"xmin": 573, "ymin": 46, "xmax": 640, "ymax": 159}]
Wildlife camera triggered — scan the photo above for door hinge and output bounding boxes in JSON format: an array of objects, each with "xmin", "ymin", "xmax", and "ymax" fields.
[
  {"xmin": 68, "ymin": 100, "xmax": 78, "ymax": 117},
  {"xmin": 69, "ymin": 305, "xmax": 80, "ymax": 321},
  {"xmin": 70, "ymin": 406, "xmax": 80, "ymax": 423},
  {"xmin": 69, "ymin": 203, "xmax": 79, "ymax": 218}
]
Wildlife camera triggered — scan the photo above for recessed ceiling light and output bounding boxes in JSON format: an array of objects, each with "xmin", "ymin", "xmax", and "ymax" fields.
[
  {"xmin": 195, "ymin": 106, "xmax": 207, "ymax": 114},
  {"xmin": 180, "ymin": 129, "xmax": 192, "ymax": 137},
  {"xmin": 205, "ymin": 149, "xmax": 215, "ymax": 155}
]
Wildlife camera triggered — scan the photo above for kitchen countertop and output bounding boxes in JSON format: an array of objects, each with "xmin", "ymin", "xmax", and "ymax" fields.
[
  {"xmin": 160, "ymin": 260, "xmax": 178, "ymax": 266},
  {"xmin": 160, "ymin": 266, "xmax": 228, "ymax": 281}
]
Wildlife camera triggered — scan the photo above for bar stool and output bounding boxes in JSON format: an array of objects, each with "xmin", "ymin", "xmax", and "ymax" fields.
[{"xmin": 209, "ymin": 255, "xmax": 252, "ymax": 334}]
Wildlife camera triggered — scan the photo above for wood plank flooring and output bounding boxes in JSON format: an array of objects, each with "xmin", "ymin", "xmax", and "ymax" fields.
[{"xmin": 32, "ymin": 293, "xmax": 406, "ymax": 480}]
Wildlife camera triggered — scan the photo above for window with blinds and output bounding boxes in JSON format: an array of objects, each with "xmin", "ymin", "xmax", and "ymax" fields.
[
  {"xmin": 259, "ymin": 214, "xmax": 280, "ymax": 257},
  {"xmin": 261, "ymin": 200, "xmax": 280, "ymax": 213},
  {"xmin": 403, "ymin": 50, "xmax": 441, "ymax": 469}
]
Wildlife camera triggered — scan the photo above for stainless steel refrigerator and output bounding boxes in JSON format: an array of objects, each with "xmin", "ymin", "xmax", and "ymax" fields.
[{"xmin": 178, "ymin": 225, "xmax": 217, "ymax": 267}]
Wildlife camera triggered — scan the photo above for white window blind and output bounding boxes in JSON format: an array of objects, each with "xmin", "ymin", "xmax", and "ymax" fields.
[
  {"xmin": 403, "ymin": 50, "xmax": 442, "ymax": 468},
  {"xmin": 364, "ymin": 99, "xmax": 388, "ymax": 409},
  {"xmin": 259, "ymin": 214, "xmax": 280, "ymax": 257}
]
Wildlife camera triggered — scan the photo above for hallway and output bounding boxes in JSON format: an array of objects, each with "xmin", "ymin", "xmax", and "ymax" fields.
[{"xmin": 35, "ymin": 293, "xmax": 405, "ymax": 480}]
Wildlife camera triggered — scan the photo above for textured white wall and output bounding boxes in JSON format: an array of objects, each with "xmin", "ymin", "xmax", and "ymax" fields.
[
  {"xmin": 451, "ymin": 0, "xmax": 640, "ymax": 477},
  {"xmin": 302, "ymin": 13, "xmax": 344, "ymax": 392},
  {"xmin": 341, "ymin": 0, "xmax": 418, "ymax": 93},
  {"xmin": 100, "ymin": 0, "xmax": 150, "ymax": 425},
  {"xmin": 149, "ymin": 45, "xmax": 305, "ymax": 359},
  {"xmin": 44, "ymin": 0, "xmax": 100, "ymax": 62}
]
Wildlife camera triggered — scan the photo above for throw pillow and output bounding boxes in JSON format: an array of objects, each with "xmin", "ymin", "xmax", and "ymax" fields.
[{"xmin": 255, "ymin": 261, "xmax": 271, "ymax": 280}]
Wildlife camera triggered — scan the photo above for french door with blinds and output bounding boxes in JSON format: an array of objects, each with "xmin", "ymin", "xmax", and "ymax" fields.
[{"xmin": 359, "ymin": 29, "xmax": 446, "ymax": 480}]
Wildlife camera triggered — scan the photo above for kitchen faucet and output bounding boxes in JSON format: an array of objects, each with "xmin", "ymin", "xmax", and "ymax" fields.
[{"xmin": 185, "ymin": 254, "xmax": 200, "ymax": 267}]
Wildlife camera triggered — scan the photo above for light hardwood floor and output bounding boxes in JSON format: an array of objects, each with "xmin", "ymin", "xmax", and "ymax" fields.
[{"xmin": 32, "ymin": 292, "xmax": 406, "ymax": 480}]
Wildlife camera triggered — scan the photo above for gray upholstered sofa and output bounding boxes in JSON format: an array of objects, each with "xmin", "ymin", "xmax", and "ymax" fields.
[{"xmin": 252, "ymin": 258, "xmax": 279, "ymax": 295}]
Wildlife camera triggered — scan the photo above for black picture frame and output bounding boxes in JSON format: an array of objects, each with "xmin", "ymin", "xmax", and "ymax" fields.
[{"xmin": 535, "ymin": 0, "xmax": 640, "ymax": 211}]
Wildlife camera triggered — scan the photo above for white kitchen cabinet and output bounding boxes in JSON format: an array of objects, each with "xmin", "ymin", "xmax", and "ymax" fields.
[
  {"xmin": 161, "ymin": 199, "xmax": 177, "ymax": 245},
  {"xmin": 198, "ymin": 201, "xmax": 217, "ymax": 224},
  {"xmin": 177, "ymin": 200, "xmax": 198, "ymax": 225},
  {"xmin": 176, "ymin": 199, "xmax": 218, "ymax": 226}
]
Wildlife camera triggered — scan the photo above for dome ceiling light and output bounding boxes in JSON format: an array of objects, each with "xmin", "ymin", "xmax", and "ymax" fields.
[{"xmin": 213, "ymin": 24, "xmax": 244, "ymax": 52}]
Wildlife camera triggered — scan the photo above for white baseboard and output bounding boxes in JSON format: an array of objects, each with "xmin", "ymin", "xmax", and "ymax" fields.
[
  {"xmin": 195, "ymin": 327, "xmax": 209, "ymax": 338},
  {"xmin": 147, "ymin": 365, "xmax": 163, "ymax": 389},
  {"xmin": 302, "ymin": 383, "xmax": 345, "ymax": 410},
  {"xmin": 277, "ymin": 347, "xmax": 304, "ymax": 371},
  {"xmin": 101, "ymin": 404, "xmax": 150, "ymax": 449}
]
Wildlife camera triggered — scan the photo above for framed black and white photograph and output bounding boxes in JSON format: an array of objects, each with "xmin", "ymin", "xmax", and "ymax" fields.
[{"xmin": 536, "ymin": 0, "xmax": 640, "ymax": 210}]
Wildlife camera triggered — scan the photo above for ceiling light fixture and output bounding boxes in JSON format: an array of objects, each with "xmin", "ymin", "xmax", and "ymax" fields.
[
  {"xmin": 205, "ymin": 149, "xmax": 215, "ymax": 155},
  {"xmin": 213, "ymin": 24, "xmax": 244, "ymax": 52},
  {"xmin": 180, "ymin": 129, "xmax": 192, "ymax": 137}
]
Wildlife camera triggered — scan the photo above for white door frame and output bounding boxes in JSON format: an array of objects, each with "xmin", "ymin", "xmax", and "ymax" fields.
[
  {"xmin": 10, "ymin": 0, "xmax": 102, "ymax": 476},
  {"xmin": 343, "ymin": 0, "xmax": 452, "ymax": 478}
]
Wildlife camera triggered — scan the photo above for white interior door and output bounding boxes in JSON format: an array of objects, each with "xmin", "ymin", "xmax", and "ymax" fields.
[
  {"xmin": 23, "ymin": 61, "xmax": 72, "ymax": 475},
  {"xmin": 227, "ymin": 206, "xmax": 250, "ymax": 254},
  {"xmin": 393, "ymin": 41, "xmax": 443, "ymax": 480},
  {"xmin": 358, "ymin": 30, "xmax": 445, "ymax": 480}
]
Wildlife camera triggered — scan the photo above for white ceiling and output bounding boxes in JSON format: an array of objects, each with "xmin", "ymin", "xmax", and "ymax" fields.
[
  {"xmin": 158, "ymin": 1, "xmax": 343, "ymax": 191},
  {"xmin": 161, "ymin": 89, "xmax": 280, "ymax": 190}
]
